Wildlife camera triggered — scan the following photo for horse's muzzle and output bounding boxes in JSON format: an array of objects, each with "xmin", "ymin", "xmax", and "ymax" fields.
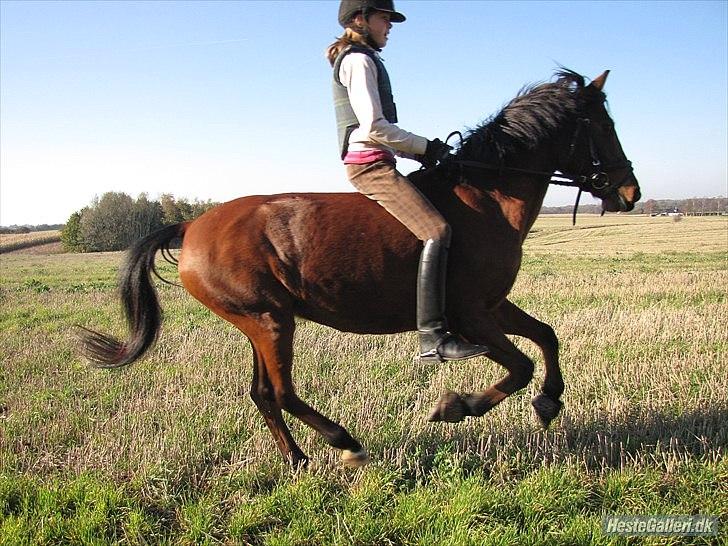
[{"xmin": 602, "ymin": 173, "xmax": 641, "ymax": 212}]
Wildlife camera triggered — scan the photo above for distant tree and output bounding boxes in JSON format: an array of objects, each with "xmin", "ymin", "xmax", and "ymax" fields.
[
  {"xmin": 32, "ymin": 224, "xmax": 64, "ymax": 232},
  {"xmin": 642, "ymin": 199, "xmax": 656, "ymax": 215},
  {"xmin": 60, "ymin": 210, "xmax": 86, "ymax": 251},
  {"xmin": 159, "ymin": 194, "xmax": 217, "ymax": 224},
  {"xmin": 177, "ymin": 198, "xmax": 195, "ymax": 221},
  {"xmin": 0, "ymin": 226, "xmax": 31, "ymax": 234},
  {"xmin": 59, "ymin": 192, "xmax": 220, "ymax": 252},
  {"xmin": 160, "ymin": 193, "xmax": 183, "ymax": 225},
  {"xmin": 131, "ymin": 193, "xmax": 164, "ymax": 241},
  {"xmin": 190, "ymin": 199, "xmax": 216, "ymax": 219},
  {"xmin": 80, "ymin": 192, "xmax": 136, "ymax": 251}
]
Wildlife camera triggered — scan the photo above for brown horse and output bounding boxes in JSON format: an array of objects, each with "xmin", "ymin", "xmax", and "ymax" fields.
[{"xmin": 83, "ymin": 70, "xmax": 640, "ymax": 468}]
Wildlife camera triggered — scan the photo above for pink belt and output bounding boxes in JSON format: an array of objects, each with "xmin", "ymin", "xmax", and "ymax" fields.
[{"xmin": 343, "ymin": 149, "xmax": 395, "ymax": 165}]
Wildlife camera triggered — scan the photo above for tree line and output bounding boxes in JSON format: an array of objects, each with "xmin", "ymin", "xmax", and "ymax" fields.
[
  {"xmin": 61, "ymin": 192, "xmax": 217, "ymax": 252},
  {"xmin": 637, "ymin": 197, "xmax": 728, "ymax": 215},
  {"xmin": 540, "ymin": 196, "xmax": 727, "ymax": 215},
  {"xmin": 39, "ymin": 193, "xmax": 728, "ymax": 253},
  {"xmin": 0, "ymin": 224, "xmax": 64, "ymax": 235}
]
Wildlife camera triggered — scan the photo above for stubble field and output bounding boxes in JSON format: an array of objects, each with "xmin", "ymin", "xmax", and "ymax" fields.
[{"xmin": 1, "ymin": 214, "xmax": 726, "ymax": 545}]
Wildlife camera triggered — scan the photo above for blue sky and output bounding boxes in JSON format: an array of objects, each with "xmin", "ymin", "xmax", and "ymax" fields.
[{"xmin": 1, "ymin": 0, "xmax": 726, "ymax": 225}]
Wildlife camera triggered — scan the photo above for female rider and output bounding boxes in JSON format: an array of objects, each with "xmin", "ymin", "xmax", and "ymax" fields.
[{"xmin": 327, "ymin": 0, "xmax": 488, "ymax": 362}]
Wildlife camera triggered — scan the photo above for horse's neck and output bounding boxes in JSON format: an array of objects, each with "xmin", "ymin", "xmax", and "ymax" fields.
[
  {"xmin": 518, "ymin": 179, "xmax": 550, "ymax": 235},
  {"xmin": 456, "ymin": 153, "xmax": 554, "ymax": 240},
  {"xmin": 493, "ymin": 178, "xmax": 549, "ymax": 239}
]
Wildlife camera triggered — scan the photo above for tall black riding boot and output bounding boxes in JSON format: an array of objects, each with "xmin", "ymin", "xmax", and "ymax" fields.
[{"xmin": 417, "ymin": 239, "xmax": 489, "ymax": 362}]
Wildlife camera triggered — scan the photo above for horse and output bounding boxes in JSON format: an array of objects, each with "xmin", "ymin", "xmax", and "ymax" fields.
[{"xmin": 82, "ymin": 69, "xmax": 641, "ymax": 468}]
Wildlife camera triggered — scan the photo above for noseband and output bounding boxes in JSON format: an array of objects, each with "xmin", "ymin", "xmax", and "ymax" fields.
[{"xmin": 442, "ymin": 117, "xmax": 635, "ymax": 224}]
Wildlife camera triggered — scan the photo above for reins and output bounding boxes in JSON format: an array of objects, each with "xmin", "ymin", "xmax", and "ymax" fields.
[{"xmin": 440, "ymin": 124, "xmax": 633, "ymax": 225}]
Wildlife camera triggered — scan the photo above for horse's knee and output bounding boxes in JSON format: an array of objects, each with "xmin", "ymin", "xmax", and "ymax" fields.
[{"xmin": 250, "ymin": 381, "xmax": 274, "ymax": 406}]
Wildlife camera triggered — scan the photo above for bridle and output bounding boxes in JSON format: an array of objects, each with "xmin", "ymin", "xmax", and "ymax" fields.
[
  {"xmin": 440, "ymin": 116, "xmax": 635, "ymax": 224},
  {"xmin": 561, "ymin": 117, "xmax": 633, "ymax": 194}
]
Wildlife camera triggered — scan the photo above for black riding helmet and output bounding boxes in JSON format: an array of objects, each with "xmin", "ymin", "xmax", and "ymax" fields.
[{"xmin": 338, "ymin": 0, "xmax": 406, "ymax": 27}]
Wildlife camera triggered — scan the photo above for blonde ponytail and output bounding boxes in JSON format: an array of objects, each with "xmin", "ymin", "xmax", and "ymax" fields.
[{"xmin": 325, "ymin": 27, "xmax": 371, "ymax": 66}]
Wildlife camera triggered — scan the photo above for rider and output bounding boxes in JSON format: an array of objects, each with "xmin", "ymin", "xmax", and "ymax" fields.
[{"xmin": 327, "ymin": 0, "xmax": 489, "ymax": 362}]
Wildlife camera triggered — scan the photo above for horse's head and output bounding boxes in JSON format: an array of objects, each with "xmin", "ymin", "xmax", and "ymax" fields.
[{"xmin": 561, "ymin": 71, "xmax": 641, "ymax": 212}]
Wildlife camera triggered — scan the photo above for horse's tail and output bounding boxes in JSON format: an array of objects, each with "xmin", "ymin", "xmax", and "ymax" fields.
[{"xmin": 80, "ymin": 222, "xmax": 188, "ymax": 369}]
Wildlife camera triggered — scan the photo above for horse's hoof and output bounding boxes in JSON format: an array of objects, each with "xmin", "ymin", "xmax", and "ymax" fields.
[
  {"xmin": 341, "ymin": 448, "xmax": 370, "ymax": 468},
  {"xmin": 428, "ymin": 391, "xmax": 467, "ymax": 423},
  {"xmin": 532, "ymin": 394, "xmax": 563, "ymax": 429},
  {"xmin": 290, "ymin": 455, "xmax": 309, "ymax": 470}
]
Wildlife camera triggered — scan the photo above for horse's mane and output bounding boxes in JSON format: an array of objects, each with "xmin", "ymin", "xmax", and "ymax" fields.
[
  {"xmin": 456, "ymin": 69, "xmax": 589, "ymax": 164},
  {"xmin": 408, "ymin": 69, "xmax": 597, "ymax": 193}
]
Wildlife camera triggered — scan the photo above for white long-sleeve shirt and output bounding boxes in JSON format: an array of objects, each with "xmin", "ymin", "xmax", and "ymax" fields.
[{"xmin": 338, "ymin": 52, "xmax": 428, "ymax": 157}]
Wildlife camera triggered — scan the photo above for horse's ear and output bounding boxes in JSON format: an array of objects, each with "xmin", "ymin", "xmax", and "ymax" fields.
[{"xmin": 590, "ymin": 70, "xmax": 610, "ymax": 91}]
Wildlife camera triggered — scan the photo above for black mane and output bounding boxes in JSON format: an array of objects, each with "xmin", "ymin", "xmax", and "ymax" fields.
[{"xmin": 457, "ymin": 69, "xmax": 590, "ymax": 164}]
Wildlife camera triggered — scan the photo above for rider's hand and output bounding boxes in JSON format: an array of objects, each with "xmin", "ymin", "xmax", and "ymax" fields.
[{"xmin": 419, "ymin": 139, "xmax": 453, "ymax": 168}]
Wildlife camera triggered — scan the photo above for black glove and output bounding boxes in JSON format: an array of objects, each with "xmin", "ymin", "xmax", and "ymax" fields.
[{"xmin": 419, "ymin": 139, "xmax": 453, "ymax": 168}]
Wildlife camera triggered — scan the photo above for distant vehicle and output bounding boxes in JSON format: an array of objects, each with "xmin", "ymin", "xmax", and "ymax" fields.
[{"xmin": 651, "ymin": 207, "xmax": 682, "ymax": 217}]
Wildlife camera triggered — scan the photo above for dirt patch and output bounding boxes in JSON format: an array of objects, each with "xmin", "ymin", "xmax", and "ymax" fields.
[{"xmin": 6, "ymin": 241, "xmax": 65, "ymax": 255}]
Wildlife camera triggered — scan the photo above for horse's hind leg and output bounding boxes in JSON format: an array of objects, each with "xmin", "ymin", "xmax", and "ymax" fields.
[
  {"xmin": 249, "ymin": 344, "xmax": 308, "ymax": 467},
  {"xmin": 492, "ymin": 299, "xmax": 563, "ymax": 428},
  {"xmin": 251, "ymin": 311, "xmax": 370, "ymax": 467},
  {"xmin": 428, "ymin": 314, "xmax": 536, "ymax": 424}
]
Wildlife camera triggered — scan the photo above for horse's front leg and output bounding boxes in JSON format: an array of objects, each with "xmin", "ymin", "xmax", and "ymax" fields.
[
  {"xmin": 492, "ymin": 299, "xmax": 563, "ymax": 428},
  {"xmin": 427, "ymin": 313, "xmax": 535, "ymax": 424}
]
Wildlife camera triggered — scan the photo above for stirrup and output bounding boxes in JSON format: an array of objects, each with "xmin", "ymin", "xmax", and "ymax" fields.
[
  {"xmin": 419, "ymin": 347, "xmax": 444, "ymax": 363},
  {"xmin": 419, "ymin": 332, "xmax": 448, "ymax": 363}
]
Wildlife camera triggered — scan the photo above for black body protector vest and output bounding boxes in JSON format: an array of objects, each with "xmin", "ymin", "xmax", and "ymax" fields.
[{"xmin": 332, "ymin": 45, "xmax": 398, "ymax": 159}]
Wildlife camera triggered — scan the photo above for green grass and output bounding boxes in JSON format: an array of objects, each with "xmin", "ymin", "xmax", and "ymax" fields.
[
  {"xmin": 2, "ymin": 464, "xmax": 725, "ymax": 545},
  {"xmin": 1, "ymin": 215, "xmax": 726, "ymax": 544}
]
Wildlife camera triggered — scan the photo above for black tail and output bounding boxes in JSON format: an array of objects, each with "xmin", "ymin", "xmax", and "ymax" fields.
[{"xmin": 80, "ymin": 223, "xmax": 188, "ymax": 368}]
